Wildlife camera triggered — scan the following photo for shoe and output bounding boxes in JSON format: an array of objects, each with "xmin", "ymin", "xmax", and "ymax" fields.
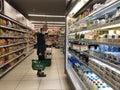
[
  {"xmin": 37, "ymin": 72, "xmax": 46, "ymax": 77},
  {"xmin": 39, "ymin": 73, "xmax": 46, "ymax": 77}
]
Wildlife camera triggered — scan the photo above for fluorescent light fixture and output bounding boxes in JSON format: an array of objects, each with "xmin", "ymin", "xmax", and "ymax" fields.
[
  {"xmin": 49, "ymin": 25, "xmax": 65, "ymax": 26},
  {"xmin": 34, "ymin": 24, "xmax": 65, "ymax": 27},
  {"xmin": 28, "ymin": 14, "xmax": 65, "ymax": 18},
  {"xmin": 31, "ymin": 21, "xmax": 65, "ymax": 24},
  {"xmin": 69, "ymin": 0, "xmax": 89, "ymax": 17}
]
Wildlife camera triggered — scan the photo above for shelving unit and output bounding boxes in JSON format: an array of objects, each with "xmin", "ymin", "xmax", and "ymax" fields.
[
  {"xmin": 69, "ymin": 49, "xmax": 120, "ymax": 89},
  {"xmin": 66, "ymin": 0, "xmax": 120, "ymax": 90},
  {"xmin": 0, "ymin": 42, "xmax": 27, "ymax": 48},
  {"xmin": 0, "ymin": 25, "xmax": 26, "ymax": 33},
  {"xmin": 58, "ymin": 33, "xmax": 65, "ymax": 50},
  {"xmin": 0, "ymin": 13, "xmax": 34, "ymax": 77},
  {"xmin": 0, "ymin": 50, "xmax": 33, "ymax": 77},
  {"xmin": 66, "ymin": 63, "xmax": 88, "ymax": 90}
]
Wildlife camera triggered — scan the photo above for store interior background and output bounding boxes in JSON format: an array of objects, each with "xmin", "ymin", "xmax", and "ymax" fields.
[
  {"xmin": 0, "ymin": 0, "xmax": 80, "ymax": 76},
  {"xmin": 4, "ymin": 0, "xmax": 69, "ymax": 31},
  {"xmin": 1, "ymin": 0, "xmax": 120, "ymax": 90}
]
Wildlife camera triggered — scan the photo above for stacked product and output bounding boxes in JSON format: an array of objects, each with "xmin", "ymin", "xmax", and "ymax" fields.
[
  {"xmin": 68, "ymin": 56, "xmax": 113, "ymax": 90},
  {"xmin": 0, "ymin": 14, "xmax": 33, "ymax": 77}
]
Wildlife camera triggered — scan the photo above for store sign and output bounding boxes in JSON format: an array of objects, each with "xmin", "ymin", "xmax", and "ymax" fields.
[{"xmin": 0, "ymin": 0, "xmax": 4, "ymax": 13}]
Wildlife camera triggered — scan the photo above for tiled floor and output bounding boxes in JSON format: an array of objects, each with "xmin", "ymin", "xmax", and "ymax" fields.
[{"xmin": 0, "ymin": 48, "xmax": 71, "ymax": 90}]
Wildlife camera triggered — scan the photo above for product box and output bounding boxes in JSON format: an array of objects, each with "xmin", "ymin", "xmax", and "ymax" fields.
[
  {"xmin": 104, "ymin": 74, "xmax": 112, "ymax": 82},
  {"xmin": 100, "ymin": 66, "xmax": 105, "ymax": 72},
  {"xmin": 113, "ymin": 80, "xmax": 120, "ymax": 90},
  {"xmin": 105, "ymin": 67, "xmax": 111, "ymax": 73},
  {"xmin": 95, "ymin": 63, "xmax": 100, "ymax": 68},
  {"xmin": 111, "ymin": 70, "xmax": 117, "ymax": 76},
  {"xmin": 106, "ymin": 71, "xmax": 112, "ymax": 78},
  {"xmin": 118, "ymin": 74, "xmax": 120, "ymax": 82},
  {"xmin": 98, "ymin": 70, "xmax": 104, "ymax": 77}
]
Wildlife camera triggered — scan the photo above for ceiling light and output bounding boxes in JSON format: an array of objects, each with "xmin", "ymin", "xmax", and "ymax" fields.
[
  {"xmin": 34, "ymin": 24, "xmax": 65, "ymax": 27},
  {"xmin": 69, "ymin": 0, "xmax": 89, "ymax": 17},
  {"xmin": 28, "ymin": 14, "xmax": 65, "ymax": 18},
  {"xmin": 31, "ymin": 21, "xmax": 65, "ymax": 24}
]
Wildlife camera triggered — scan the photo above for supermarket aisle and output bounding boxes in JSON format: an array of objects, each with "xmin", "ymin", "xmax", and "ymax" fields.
[{"xmin": 0, "ymin": 48, "xmax": 71, "ymax": 90}]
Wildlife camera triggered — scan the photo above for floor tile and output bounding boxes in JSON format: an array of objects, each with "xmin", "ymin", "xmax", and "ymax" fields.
[
  {"xmin": 25, "ymin": 69, "xmax": 37, "ymax": 76},
  {"xmin": 0, "ymin": 80, "xmax": 19, "ymax": 90},
  {"xmin": 39, "ymin": 79, "xmax": 61, "ymax": 90},
  {"xmin": 15, "ymin": 80, "xmax": 40, "ymax": 90},
  {"xmin": 1, "ymin": 74, "xmax": 24, "ymax": 81},
  {"xmin": 41, "ymin": 72, "xmax": 59, "ymax": 80},
  {"xmin": 0, "ymin": 48, "xmax": 71, "ymax": 90},
  {"xmin": 60, "ymin": 77, "xmax": 71, "ymax": 90},
  {"xmin": 21, "ymin": 75, "xmax": 41, "ymax": 81}
]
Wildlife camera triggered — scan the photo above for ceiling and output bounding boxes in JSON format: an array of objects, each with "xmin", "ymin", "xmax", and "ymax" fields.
[
  {"xmin": 5, "ymin": 0, "xmax": 66, "ymax": 22},
  {"xmin": 5, "ymin": 0, "xmax": 78, "ymax": 29}
]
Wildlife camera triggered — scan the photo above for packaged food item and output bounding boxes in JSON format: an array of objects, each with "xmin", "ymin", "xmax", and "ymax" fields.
[
  {"xmin": 0, "ymin": 18, "xmax": 2, "ymax": 25},
  {"xmin": 1, "ymin": 39, "xmax": 6, "ymax": 45},
  {"xmin": 0, "ymin": 29, "xmax": 2, "ymax": 36},
  {"xmin": 8, "ymin": 54, "xmax": 13, "ymax": 61},
  {"xmin": 116, "ymin": 6, "xmax": 120, "ymax": 17},
  {"xmin": 9, "ymin": 61, "xmax": 15, "ymax": 66},
  {"xmin": 0, "ymin": 68, "xmax": 3, "ymax": 74},
  {"xmin": 0, "ymin": 57, "xmax": 5, "ymax": 65},
  {"xmin": 2, "ymin": 19, "xmax": 7, "ymax": 26},
  {"xmin": 1, "ymin": 47, "xmax": 6, "ymax": 54},
  {"xmin": 7, "ymin": 21, "xmax": 12, "ymax": 27}
]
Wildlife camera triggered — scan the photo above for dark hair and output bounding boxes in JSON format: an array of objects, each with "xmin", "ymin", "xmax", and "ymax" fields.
[{"xmin": 40, "ymin": 28, "xmax": 43, "ymax": 32}]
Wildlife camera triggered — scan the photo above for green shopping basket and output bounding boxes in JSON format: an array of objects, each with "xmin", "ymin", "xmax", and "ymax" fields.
[
  {"xmin": 42, "ymin": 59, "xmax": 51, "ymax": 67},
  {"xmin": 32, "ymin": 60, "xmax": 45, "ymax": 70}
]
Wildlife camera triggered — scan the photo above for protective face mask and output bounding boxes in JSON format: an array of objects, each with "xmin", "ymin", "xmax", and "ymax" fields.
[{"xmin": 42, "ymin": 31, "xmax": 46, "ymax": 34}]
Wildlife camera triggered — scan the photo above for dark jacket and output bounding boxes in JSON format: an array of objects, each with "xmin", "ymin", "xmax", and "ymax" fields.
[{"xmin": 37, "ymin": 32, "xmax": 46, "ymax": 55}]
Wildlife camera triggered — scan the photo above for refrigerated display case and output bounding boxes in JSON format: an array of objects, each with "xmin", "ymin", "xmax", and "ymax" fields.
[{"xmin": 66, "ymin": 0, "xmax": 120, "ymax": 90}]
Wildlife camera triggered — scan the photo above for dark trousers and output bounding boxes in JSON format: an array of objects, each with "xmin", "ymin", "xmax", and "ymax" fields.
[
  {"xmin": 38, "ymin": 52, "xmax": 45, "ymax": 62},
  {"xmin": 37, "ymin": 52, "xmax": 45, "ymax": 72}
]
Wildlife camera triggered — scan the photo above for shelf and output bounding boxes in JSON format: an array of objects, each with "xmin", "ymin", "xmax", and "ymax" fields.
[
  {"xmin": 89, "ymin": 53, "xmax": 120, "ymax": 71},
  {"xmin": 69, "ymin": 51, "xmax": 117, "ymax": 90},
  {"xmin": 70, "ymin": 0, "xmax": 120, "ymax": 31},
  {"xmin": 0, "ymin": 36, "xmax": 25, "ymax": 39},
  {"xmin": 0, "ymin": 50, "xmax": 33, "ymax": 77},
  {"xmin": 29, "ymin": 44, "xmax": 35, "ymax": 47},
  {"xmin": 0, "ymin": 53, "xmax": 25, "ymax": 68},
  {"xmin": 0, "ymin": 13, "xmax": 30, "ymax": 30},
  {"xmin": 69, "ymin": 38, "xmax": 120, "ymax": 45},
  {"xmin": 69, "ymin": 51, "xmax": 88, "ymax": 67},
  {"xmin": 69, "ymin": 19, "xmax": 120, "ymax": 35},
  {"xmin": 0, "ymin": 47, "xmax": 26, "ymax": 58},
  {"xmin": 87, "ymin": 0, "xmax": 119, "ymax": 20},
  {"xmin": 0, "ymin": 42, "xmax": 27, "ymax": 48},
  {"xmin": 70, "ymin": 0, "xmax": 120, "ymax": 29},
  {"xmin": 87, "ymin": 19, "xmax": 120, "ymax": 30},
  {"xmin": 67, "ymin": 0, "xmax": 120, "ymax": 89},
  {"xmin": 25, "ymin": 49, "xmax": 34, "ymax": 56},
  {"xmin": 88, "ymin": 64, "xmax": 116, "ymax": 90},
  {"xmin": 74, "ymin": 49, "xmax": 120, "ymax": 71},
  {"xmin": 89, "ymin": 57, "xmax": 120, "ymax": 75},
  {"xmin": 29, "ymin": 47, "xmax": 34, "ymax": 52},
  {"xmin": 66, "ymin": 64, "xmax": 88, "ymax": 90},
  {"xmin": 69, "ymin": 47, "xmax": 120, "ymax": 71},
  {"xmin": 0, "ymin": 25, "xmax": 26, "ymax": 33},
  {"xmin": 75, "ymin": 39, "xmax": 120, "ymax": 47}
]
